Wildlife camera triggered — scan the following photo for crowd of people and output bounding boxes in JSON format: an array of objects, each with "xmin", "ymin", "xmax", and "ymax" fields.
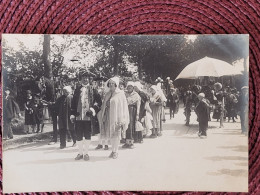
[{"xmin": 3, "ymin": 73, "xmax": 248, "ymax": 160}]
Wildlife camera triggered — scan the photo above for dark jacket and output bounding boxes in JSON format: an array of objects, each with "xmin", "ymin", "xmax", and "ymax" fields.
[
  {"xmin": 167, "ymin": 92, "xmax": 179, "ymax": 107},
  {"xmin": 4, "ymin": 96, "xmax": 20, "ymax": 120},
  {"xmin": 195, "ymin": 99, "xmax": 210, "ymax": 122},
  {"xmin": 56, "ymin": 95, "xmax": 73, "ymax": 130},
  {"xmin": 137, "ymin": 91, "xmax": 149, "ymax": 120},
  {"xmin": 71, "ymin": 85, "xmax": 102, "ymax": 135}
]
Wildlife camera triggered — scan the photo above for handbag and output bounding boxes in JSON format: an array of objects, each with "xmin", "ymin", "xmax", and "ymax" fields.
[{"xmin": 136, "ymin": 121, "xmax": 144, "ymax": 131}]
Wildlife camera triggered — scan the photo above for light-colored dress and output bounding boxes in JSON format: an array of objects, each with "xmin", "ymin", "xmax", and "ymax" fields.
[{"xmin": 100, "ymin": 89, "xmax": 129, "ymax": 139}]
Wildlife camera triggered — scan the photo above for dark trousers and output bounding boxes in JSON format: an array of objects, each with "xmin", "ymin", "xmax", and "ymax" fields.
[
  {"xmin": 199, "ymin": 120, "xmax": 208, "ymax": 136},
  {"xmin": 169, "ymin": 105, "xmax": 176, "ymax": 119},
  {"xmin": 126, "ymin": 105, "xmax": 137, "ymax": 140},
  {"xmin": 60, "ymin": 127, "xmax": 76, "ymax": 147},
  {"xmin": 52, "ymin": 113, "xmax": 58, "ymax": 142},
  {"xmin": 240, "ymin": 111, "xmax": 248, "ymax": 133},
  {"xmin": 3, "ymin": 118, "xmax": 13, "ymax": 139},
  {"xmin": 60, "ymin": 128, "xmax": 67, "ymax": 147},
  {"xmin": 134, "ymin": 131, "xmax": 143, "ymax": 142},
  {"xmin": 75, "ymin": 120, "xmax": 92, "ymax": 141},
  {"xmin": 36, "ymin": 123, "xmax": 44, "ymax": 132}
]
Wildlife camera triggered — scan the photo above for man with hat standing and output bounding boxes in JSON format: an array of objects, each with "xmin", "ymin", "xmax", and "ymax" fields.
[
  {"xmin": 3, "ymin": 87, "xmax": 21, "ymax": 140},
  {"xmin": 70, "ymin": 71, "xmax": 102, "ymax": 161},
  {"xmin": 238, "ymin": 86, "xmax": 249, "ymax": 135},
  {"xmin": 195, "ymin": 93, "xmax": 210, "ymax": 138}
]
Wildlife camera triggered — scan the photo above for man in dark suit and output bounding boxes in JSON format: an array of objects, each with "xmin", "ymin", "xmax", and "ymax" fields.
[
  {"xmin": 3, "ymin": 87, "xmax": 21, "ymax": 140},
  {"xmin": 70, "ymin": 72, "xmax": 102, "ymax": 161},
  {"xmin": 167, "ymin": 88, "xmax": 179, "ymax": 119},
  {"xmin": 195, "ymin": 93, "xmax": 210, "ymax": 137}
]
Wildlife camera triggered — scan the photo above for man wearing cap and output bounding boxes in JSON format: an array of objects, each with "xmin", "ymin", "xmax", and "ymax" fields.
[
  {"xmin": 195, "ymin": 93, "xmax": 210, "ymax": 137},
  {"xmin": 71, "ymin": 72, "xmax": 102, "ymax": 161},
  {"xmin": 238, "ymin": 86, "xmax": 249, "ymax": 135}
]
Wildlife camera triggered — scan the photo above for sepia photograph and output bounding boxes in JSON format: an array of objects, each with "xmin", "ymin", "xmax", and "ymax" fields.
[{"xmin": 2, "ymin": 34, "xmax": 249, "ymax": 193}]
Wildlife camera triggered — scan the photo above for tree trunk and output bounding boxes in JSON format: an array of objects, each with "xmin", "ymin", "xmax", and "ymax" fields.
[
  {"xmin": 112, "ymin": 37, "xmax": 119, "ymax": 75},
  {"xmin": 243, "ymin": 57, "xmax": 248, "ymax": 87},
  {"xmin": 43, "ymin": 35, "xmax": 53, "ymax": 79}
]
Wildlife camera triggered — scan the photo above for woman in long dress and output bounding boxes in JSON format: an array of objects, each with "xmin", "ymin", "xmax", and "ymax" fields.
[
  {"xmin": 100, "ymin": 77, "xmax": 129, "ymax": 159},
  {"xmin": 149, "ymin": 85, "xmax": 163, "ymax": 138}
]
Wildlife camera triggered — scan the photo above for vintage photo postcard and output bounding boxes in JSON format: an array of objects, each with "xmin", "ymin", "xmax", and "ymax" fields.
[{"xmin": 2, "ymin": 34, "xmax": 249, "ymax": 193}]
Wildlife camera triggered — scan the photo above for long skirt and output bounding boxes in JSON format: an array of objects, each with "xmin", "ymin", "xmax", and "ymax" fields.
[
  {"xmin": 25, "ymin": 111, "xmax": 36, "ymax": 125},
  {"xmin": 126, "ymin": 105, "xmax": 137, "ymax": 140},
  {"xmin": 150, "ymin": 104, "xmax": 162, "ymax": 129},
  {"xmin": 101, "ymin": 107, "xmax": 111, "ymax": 140}
]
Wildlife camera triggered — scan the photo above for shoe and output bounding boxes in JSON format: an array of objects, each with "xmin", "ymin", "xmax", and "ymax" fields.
[
  {"xmin": 95, "ymin": 144, "xmax": 103, "ymax": 150},
  {"xmin": 157, "ymin": 132, "xmax": 162, "ymax": 137},
  {"xmin": 75, "ymin": 154, "xmax": 83, "ymax": 160},
  {"xmin": 67, "ymin": 139, "xmax": 72, "ymax": 142},
  {"xmin": 120, "ymin": 139, "xmax": 126, "ymax": 144},
  {"xmin": 150, "ymin": 134, "xmax": 157, "ymax": 138},
  {"xmin": 109, "ymin": 152, "xmax": 114, "ymax": 158},
  {"xmin": 112, "ymin": 152, "xmax": 118, "ymax": 159},
  {"xmin": 72, "ymin": 142, "xmax": 77, "ymax": 147},
  {"xmin": 128, "ymin": 144, "xmax": 134, "ymax": 149},
  {"xmin": 104, "ymin": 145, "xmax": 109, "ymax": 150},
  {"xmin": 48, "ymin": 141, "xmax": 57, "ymax": 145},
  {"xmin": 122, "ymin": 143, "xmax": 129, "ymax": 148},
  {"xmin": 60, "ymin": 145, "xmax": 66, "ymax": 149},
  {"xmin": 84, "ymin": 154, "xmax": 90, "ymax": 161}
]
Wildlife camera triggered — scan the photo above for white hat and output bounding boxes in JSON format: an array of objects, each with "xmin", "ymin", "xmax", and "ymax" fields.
[
  {"xmin": 108, "ymin": 77, "xmax": 120, "ymax": 87},
  {"xmin": 126, "ymin": 81, "xmax": 135, "ymax": 88},
  {"xmin": 134, "ymin": 81, "xmax": 143, "ymax": 91},
  {"xmin": 63, "ymin": 86, "xmax": 72, "ymax": 94},
  {"xmin": 198, "ymin": 93, "xmax": 205, "ymax": 98}
]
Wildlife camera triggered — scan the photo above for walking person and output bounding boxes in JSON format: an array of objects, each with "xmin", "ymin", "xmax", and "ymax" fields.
[
  {"xmin": 149, "ymin": 85, "xmax": 163, "ymax": 138},
  {"xmin": 238, "ymin": 86, "xmax": 249, "ymax": 135},
  {"xmin": 134, "ymin": 81, "xmax": 148, "ymax": 143},
  {"xmin": 225, "ymin": 87, "xmax": 238, "ymax": 122},
  {"xmin": 55, "ymin": 86, "xmax": 76, "ymax": 149},
  {"xmin": 3, "ymin": 87, "xmax": 21, "ymax": 140},
  {"xmin": 195, "ymin": 93, "xmax": 210, "ymax": 138},
  {"xmin": 167, "ymin": 88, "xmax": 179, "ymax": 119},
  {"xmin": 71, "ymin": 72, "xmax": 102, "ymax": 161},
  {"xmin": 123, "ymin": 81, "xmax": 141, "ymax": 148},
  {"xmin": 100, "ymin": 77, "xmax": 129, "ymax": 158},
  {"xmin": 24, "ymin": 90, "xmax": 36, "ymax": 134},
  {"xmin": 184, "ymin": 90, "xmax": 193, "ymax": 126},
  {"xmin": 33, "ymin": 94, "xmax": 45, "ymax": 133}
]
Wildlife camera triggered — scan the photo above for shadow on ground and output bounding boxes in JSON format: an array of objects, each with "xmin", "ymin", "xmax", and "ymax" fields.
[
  {"xmin": 18, "ymin": 155, "xmax": 111, "ymax": 165},
  {"xmin": 207, "ymin": 169, "xmax": 248, "ymax": 177}
]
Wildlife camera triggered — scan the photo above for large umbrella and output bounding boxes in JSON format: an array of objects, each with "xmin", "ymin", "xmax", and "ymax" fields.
[{"xmin": 175, "ymin": 57, "xmax": 242, "ymax": 80}]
